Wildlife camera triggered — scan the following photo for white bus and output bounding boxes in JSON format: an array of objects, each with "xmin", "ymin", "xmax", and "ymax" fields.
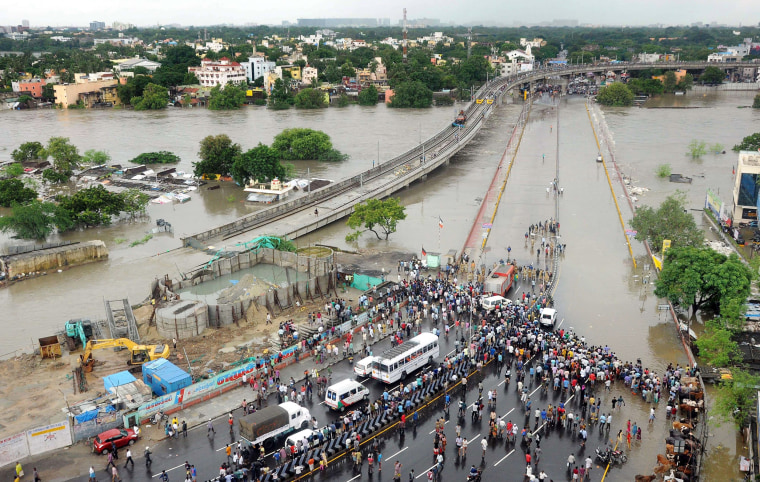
[{"xmin": 371, "ymin": 332, "xmax": 439, "ymax": 384}]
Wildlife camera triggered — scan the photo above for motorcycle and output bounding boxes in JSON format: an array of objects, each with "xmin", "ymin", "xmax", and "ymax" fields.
[
  {"xmin": 595, "ymin": 446, "xmax": 627, "ymax": 464},
  {"xmin": 466, "ymin": 469, "xmax": 482, "ymax": 482}
]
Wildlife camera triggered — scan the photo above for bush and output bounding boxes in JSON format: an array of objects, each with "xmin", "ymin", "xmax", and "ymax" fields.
[
  {"xmin": 294, "ymin": 88, "xmax": 327, "ymax": 109},
  {"xmin": 596, "ymin": 83, "xmax": 634, "ymax": 107},
  {"xmin": 358, "ymin": 85, "xmax": 379, "ymax": 106},
  {"xmin": 335, "ymin": 94, "xmax": 351, "ymax": 107},
  {"xmin": 252, "ymin": 98, "xmax": 267, "ymax": 106},
  {"xmin": 656, "ymin": 164, "xmax": 672, "ymax": 178},
  {"xmin": 687, "ymin": 140, "xmax": 708, "ymax": 159},
  {"xmin": 753, "ymin": 94, "xmax": 760, "ymax": 109},
  {"xmin": 129, "ymin": 151, "xmax": 181, "ymax": 164},
  {"xmin": 42, "ymin": 169, "xmax": 70, "ymax": 183},
  {"xmin": 435, "ymin": 96, "xmax": 455, "ymax": 106}
]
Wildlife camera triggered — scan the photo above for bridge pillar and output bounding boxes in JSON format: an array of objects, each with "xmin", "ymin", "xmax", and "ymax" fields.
[
  {"xmin": 444, "ymin": 157, "xmax": 450, "ymax": 166},
  {"xmin": 421, "ymin": 174, "xmax": 428, "ymax": 181}
]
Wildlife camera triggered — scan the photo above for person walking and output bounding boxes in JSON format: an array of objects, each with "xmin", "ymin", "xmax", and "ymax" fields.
[
  {"xmin": 207, "ymin": 419, "xmax": 215, "ymax": 436},
  {"xmin": 481, "ymin": 437, "xmax": 487, "ymax": 460},
  {"xmin": 159, "ymin": 470, "xmax": 169, "ymax": 482},
  {"xmin": 649, "ymin": 408, "xmax": 656, "ymax": 424},
  {"xmin": 88, "ymin": 467, "xmax": 96, "ymax": 482},
  {"xmin": 144, "ymin": 447, "xmax": 152, "ymax": 467},
  {"xmin": 182, "ymin": 420, "xmax": 187, "ymax": 437},
  {"xmin": 32, "ymin": 468, "xmax": 40, "ymax": 482},
  {"xmin": 123, "ymin": 449, "xmax": 134, "ymax": 468},
  {"xmin": 105, "ymin": 452, "xmax": 117, "ymax": 472},
  {"xmin": 110, "ymin": 466, "xmax": 120, "ymax": 482}
]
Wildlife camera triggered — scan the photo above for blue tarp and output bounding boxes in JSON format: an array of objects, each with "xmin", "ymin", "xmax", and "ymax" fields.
[
  {"xmin": 104, "ymin": 371, "xmax": 137, "ymax": 391},
  {"xmin": 74, "ymin": 409, "xmax": 99, "ymax": 423}
]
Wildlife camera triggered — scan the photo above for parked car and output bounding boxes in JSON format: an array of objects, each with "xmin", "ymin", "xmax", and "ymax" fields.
[{"xmin": 92, "ymin": 428, "xmax": 138, "ymax": 454}]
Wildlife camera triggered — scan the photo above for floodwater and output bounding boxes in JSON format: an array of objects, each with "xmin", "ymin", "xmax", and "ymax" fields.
[
  {"xmin": 176, "ymin": 263, "xmax": 302, "ymax": 304},
  {"xmin": 0, "ymin": 91, "xmax": 756, "ymax": 477}
]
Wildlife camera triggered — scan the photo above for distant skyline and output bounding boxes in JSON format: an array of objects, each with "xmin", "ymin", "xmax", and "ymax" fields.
[{"xmin": 2, "ymin": 0, "xmax": 760, "ymax": 28}]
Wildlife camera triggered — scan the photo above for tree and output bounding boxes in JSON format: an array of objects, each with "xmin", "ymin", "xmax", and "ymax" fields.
[
  {"xmin": 57, "ymin": 185, "xmax": 126, "ymax": 227},
  {"xmin": 676, "ymin": 73, "xmax": 694, "ymax": 91},
  {"xmin": 271, "ymin": 128, "xmax": 346, "ymax": 161},
  {"xmin": 41, "ymin": 83, "xmax": 55, "ymax": 102},
  {"xmin": 655, "ymin": 246, "xmax": 753, "ymax": 315},
  {"xmin": 340, "ymin": 61, "xmax": 356, "ymax": 78},
  {"xmin": 294, "ymin": 88, "xmax": 327, "ymax": 109},
  {"xmin": 595, "ymin": 83, "xmax": 634, "ymax": 106},
  {"xmin": 754, "ymin": 94, "xmax": 760, "ymax": 109},
  {"xmin": 230, "ymin": 143, "xmax": 288, "ymax": 186},
  {"xmin": 733, "ymin": 133, "xmax": 760, "ymax": 152},
  {"xmin": 193, "ymin": 134, "xmax": 242, "ymax": 177},
  {"xmin": 119, "ymin": 188, "xmax": 150, "ymax": 218},
  {"xmin": 663, "ymin": 71, "xmax": 678, "ymax": 92},
  {"xmin": 129, "ymin": 151, "xmax": 181, "ymax": 164},
  {"xmin": 700, "ymin": 66, "xmax": 726, "ymax": 84},
  {"xmin": 40, "ymin": 137, "xmax": 81, "ymax": 175},
  {"xmin": 389, "ymin": 81, "xmax": 433, "ymax": 108},
  {"xmin": 132, "ymin": 83, "xmax": 169, "ymax": 110},
  {"xmin": 358, "ymin": 85, "xmax": 379, "ymax": 106},
  {"xmin": 713, "ymin": 368, "xmax": 760, "ymax": 429},
  {"xmin": 695, "ymin": 319, "xmax": 741, "ymax": 367},
  {"xmin": 0, "ymin": 179, "xmax": 37, "ymax": 207},
  {"xmin": 82, "ymin": 149, "xmax": 111, "ymax": 165},
  {"xmin": 346, "ymin": 197, "xmax": 407, "ymax": 241},
  {"xmin": 0, "ymin": 163, "xmax": 24, "ymax": 178},
  {"xmin": 268, "ymin": 78, "xmax": 294, "ymax": 109},
  {"xmin": 208, "ymin": 84, "xmax": 246, "ymax": 110},
  {"xmin": 630, "ymin": 192, "xmax": 703, "ymax": 250},
  {"xmin": 687, "ymin": 139, "xmax": 708, "ymax": 158},
  {"xmin": 11, "ymin": 141, "xmax": 43, "ymax": 162},
  {"xmin": 0, "ymin": 201, "xmax": 72, "ymax": 240}
]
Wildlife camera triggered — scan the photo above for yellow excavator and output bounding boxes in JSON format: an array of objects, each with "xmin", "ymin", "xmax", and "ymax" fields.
[{"xmin": 80, "ymin": 338, "xmax": 170, "ymax": 371}]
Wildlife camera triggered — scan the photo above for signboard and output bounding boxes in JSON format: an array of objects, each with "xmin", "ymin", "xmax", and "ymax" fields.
[
  {"xmin": 743, "ymin": 208, "xmax": 757, "ymax": 219},
  {"xmin": 26, "ymin": 420, "xmax": 72, "ymax": 456},
  {"xmin": 0, "ymin": 432, "xmax": 29, "ymax": 468},
  {"xmin": 476, "ymin": 99, "xmax": 483, "ymax": 104},
  {"xmin": 705, "ymin": 189, "xmax": 726, "ymax": 221},
  {"xmin": 482, "ymin": 223, "xmax": 493, "ymax": 229},
  {"xmin": 662, "ymin": 239, "xmax": 671, "ymax": 254},
  {"xmin": 486, "ymin": 99, "xmax": 493, "ymax": 104}
]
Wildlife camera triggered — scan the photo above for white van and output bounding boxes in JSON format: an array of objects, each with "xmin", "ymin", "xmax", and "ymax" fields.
[
  {"xmin": 481, "ymin": 295, "xmax": 509, "ymax": 311},
  {"xmin": 539, "ymin": 308, "xmax": 557, "ymax": 328},
  {"xmin": 354, "ymin": 356, "xmax": 378, "ymax": 377},
  {"xmin": 325, "ymin": 379, "xmax": 369, "ymax": 411},
  {"xmin": 284, "ymin": 428, "xmax": 320, "ymax": 451}
]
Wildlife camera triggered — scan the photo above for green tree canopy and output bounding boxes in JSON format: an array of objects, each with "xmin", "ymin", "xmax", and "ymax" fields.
[
  {"xmin": 595, "ymin": 82, "xmax": 634, "ymax": 106},
  {"xmin": 57, "ymin": 185, "xmax": 126, "ymax": 227},
  {"xmin": 230, "ymin": 143, "xmax": 289, "ymax": 186},
  {"xmin": 272, "ymin": 128, "xmax": 346, "ymax": 161},
  {"xmin": 358, "ymin": 85, "xmax": 379, "ymax": 106},
  {"xmin": 714, "ymin": 368, "xmax": 760, "ymax": 429},
  {"xmin": 346, "ymin": 197, "xmax": 407, "ymax": 241},
  {"xmin": 695, "ymin": 319, "xmax": 741, "ymax": 368},
  {"xmin": 655, "ymin": 246, "xmax": 753, "ymax": 316},
  {"xmin": 294, "ymin": 88, "xmax": 327, "ymax": 109},
  {"xmin": 11, "ymin": 141, "xmax": 43, "ymax": 162},
  {"xmin": 753, "ymin": 94, "xmax": 760, "ymax": 109},
  {"xmin": 389, "ymin": 80, "xmax": 433, "ymax": 108},
  {"xmin": 193, "ymin": 134, "xmax": 242, "ymax": 177},
  {"xmin": 40, "ymin": 137, "xmax": 81, "ymax": 175},
  {"xmin": 630, "ymin": 192, "xmax": 703, "ymax": 250},
  {"xmin": 700, "ymin": 66, "xmax": 726, "ymax": 84},
  {"xmin": 208, "ymin": 84, "xmax": 246, "ymax": 110},
  {"xmin": 0, "ymin": 179, "xmax": 37, "ymax": 207},
  {"xmin": 82, "ymin": 149, "xmax": 111, "ymax": 165},
  {"xmin": 0, "ymin": 163, "xmax": 24, "ymax": 178},
  {"xmin": 268, "ymin": 78, "xmax": 294, "ymax": 110},
  {"xmin": 0, "ymin": 201, "xmax": 72, "ymax": 240},
  {"xmin": 625, "ymin": 78, "xmax": 664, "ymax": 96},
  {"xmin": 733, "ymin": 133, "xmax": 760, "ymax": 152},
  {"xmin": 129, "ymin": 151, "xmax": 181, "ymax": 164},
  {"xmin": 132, "ymin": 83, "xmax": 169, "ymax": 110},
  {"xmin": 119, "ymin": 188, "xmax": 150, "ymax": 218}
]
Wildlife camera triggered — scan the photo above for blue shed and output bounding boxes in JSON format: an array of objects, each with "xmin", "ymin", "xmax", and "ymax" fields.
[
  {"xmin": 142, "ymin": 358, "xmax": 191, "ymax": 396},
  {"xmin": 104, "ymin": 371, "xmax": 137, "ymax": 392}
]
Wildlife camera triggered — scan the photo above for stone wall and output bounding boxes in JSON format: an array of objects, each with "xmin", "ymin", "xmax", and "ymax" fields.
[
  {"xmin": 4, "ymin": 240, "xmax": 108, "ymax": 278},
  {"xmin": 155, "ymin": 299, "xmax": 209, "ymax": 340}
]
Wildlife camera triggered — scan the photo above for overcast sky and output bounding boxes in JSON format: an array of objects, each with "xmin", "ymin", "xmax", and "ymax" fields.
[{"xmin": 4, "ymin": 0, "xmax": 760, "ymax": 28}]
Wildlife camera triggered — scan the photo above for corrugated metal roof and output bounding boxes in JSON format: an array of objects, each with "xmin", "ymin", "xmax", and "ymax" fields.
[{"xmin": 143, "ymin": 358, "xmax": 191, "ymax": 383}]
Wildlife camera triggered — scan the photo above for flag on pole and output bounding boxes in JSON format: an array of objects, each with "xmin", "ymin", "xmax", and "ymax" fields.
[
  {"xmin": 438, "ymin": 217, "xmax": 444, "ymax": 229},
  {"xmin": 422, "ymin": 246, "xmax": 427, "ymax": 257}
]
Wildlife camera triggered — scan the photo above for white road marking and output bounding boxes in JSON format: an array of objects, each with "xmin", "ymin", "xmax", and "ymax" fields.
[
  {"xmin": 151, "ymin": 464, "xmax": 184, "ymax": 478},
  {"xmin": 557, "ymin": 318, "xmax": 565, "ymax": 329},
  {"xmin": 532, "ymin": 422, "xmax": 547, "ymax": 436},
  {"xmin": 499, "ymin": 408, "xmax": 514, "ymax": 421},
  {"xmin": 494, "ymin": 449, "xmax": 515, "ymax": 466},
  {"xmin": 429, "ymin": 420, "xmax": 449, "ymax": 434},
  {"xmin": 387, "ymin": 446, "xmax": 409, "ymax": 459},
  {"xmin": 345, "ymin": 475, "xmax": 361, "ymax": 482}
]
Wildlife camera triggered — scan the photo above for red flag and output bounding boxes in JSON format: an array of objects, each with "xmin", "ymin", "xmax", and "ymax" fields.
[
  {"xmin": 422, "ymin": 246, "xmax": 427, "ymax": 257},
  {"xmin": 438, "ymin": 217, "xmax": 444, "ymax": 229}
]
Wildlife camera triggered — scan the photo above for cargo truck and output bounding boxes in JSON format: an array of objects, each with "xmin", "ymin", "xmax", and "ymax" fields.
[
  {"xmin": 238, "ymin": 402, "xmax": 311, "ymax": 450},
  {"xmin": 484, "ymin": 264, "xmax": 515, "ymax": 297}
]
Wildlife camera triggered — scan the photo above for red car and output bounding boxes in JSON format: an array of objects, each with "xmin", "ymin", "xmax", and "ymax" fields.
[{"xmin": 92, "ymin": 428, "xmax": 138, "ymax": 454}]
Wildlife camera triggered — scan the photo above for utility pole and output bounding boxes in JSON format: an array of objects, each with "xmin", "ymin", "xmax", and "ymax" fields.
[
  {"xmin": 467, "ymin": 27, "xmax": 472, "ymax": 59},
  {"xmin": 402, "ymin": 8, "xmax": 408, "ymax": 64}
]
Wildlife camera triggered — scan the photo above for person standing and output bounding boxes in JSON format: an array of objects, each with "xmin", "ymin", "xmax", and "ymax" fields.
[
  {"xmin": 88, "ymin": 467, "xmax": 96, "ymax": 482},
  {"xmin": 182, "ymin": 420, "xmax": 188, "ymax": 438},
  {"xmin": 32, "ymin": 468, "xmax": 40, "ymax": 482},
  {"xmin": 481, "ymin": 437, "xmax": 487, "ymax": 460},
  {"xmin": 585, "ymin": 455, "xmax": 593, "ymax": 481},
  {"xmin": 145, "ymin": 447, "xmax": 153, "ymax": 467},
  {"xmin": 207, "ymin": 419, "xmax": 215, "ymax": 436},
  {"xmin": 649, "ymin": 408, "xmax": 656, "ymax": 424},
  {"xmin": 123, "ymin": 449, "xmax": 134, "ymax": 468}
]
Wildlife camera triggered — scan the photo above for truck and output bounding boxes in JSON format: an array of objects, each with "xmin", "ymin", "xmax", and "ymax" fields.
[
  {"xmin": 452, "ymin": 110, "xmax": 467, "ymax": 127},
  {"xmin": 484, "ymin": 264, "xmax": 515, "ymax": 297},
  {"xmin": 238, "ymin": 402, "xmax": 311, "ymax": 450}
]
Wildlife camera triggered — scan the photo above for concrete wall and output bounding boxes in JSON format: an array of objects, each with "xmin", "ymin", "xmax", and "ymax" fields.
[
  {"xmin": 71, "ymin": 411, "xmax": 122, "ymax": 443},
  {"xmin": 5, "ymin": 240, "xmax": 108, "ymax": 278},
  {"xmin": 155, "ymin": 299, "xmax": 209, "ymax": 340}
]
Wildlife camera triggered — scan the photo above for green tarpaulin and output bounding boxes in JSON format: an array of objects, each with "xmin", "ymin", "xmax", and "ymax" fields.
[{"xmin": 351, "ymin": 273, "xmax": 383, "ymax": 291}]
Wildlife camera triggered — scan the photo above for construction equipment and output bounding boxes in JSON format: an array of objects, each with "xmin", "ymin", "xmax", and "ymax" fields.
[
  {"xmin": 80, "ymin": 338, "xmax": 170, "ymax": 371},
  {"xmin": 65, "ymin": 319, "xmax": 91, "ymax": 349}
]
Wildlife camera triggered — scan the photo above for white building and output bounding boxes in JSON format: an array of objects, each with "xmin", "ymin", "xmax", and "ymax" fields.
[
  {"xmin": 502, "ymin": 47, "xmax": 535, "ymax": 76},
  {"xmin": 188, "ymin": 57, "xmax": 247, "ymax": 88},
  {"xmin": 637, "ymin": 53, "xmax": 662, "ymax": 63},
  {"xmin": 707, "ymin": 52, "xmax": 742, "ymax": 63},
  {"xmin": 732, "ymin": 151, "xmax": 760, "ymax": 223},
  {"xmin": 520, "ymin": 38, "xmax": 545, "ymax": 49},
  {"xmin": 244, "ymin": 55, "xmax": 276, "ymax": 82},
  {"xmin": 302, "ymin": 66, "xmax": 318, "ymax": 85},
  {"xmin": 416, "ymin": 32, "xmax": 453, "ymax": 46},
  {"xmin": 115, "ymin": 57, "xmax": 162, "ymax": 73},
  {"xmin": 50, "ymin": 36, "xmax": 72, "ymax": 42}
]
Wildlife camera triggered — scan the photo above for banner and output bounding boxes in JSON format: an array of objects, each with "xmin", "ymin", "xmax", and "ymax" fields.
[
  {"xmin": 0, "ymin": 432, "xmax": 29, "ymax": 468},
  {"xmin": 26, "ymin": 420, "xmax": 72, "ymax": 456}
]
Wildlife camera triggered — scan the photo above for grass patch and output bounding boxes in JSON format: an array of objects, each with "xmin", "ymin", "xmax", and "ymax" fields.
[
  {"xmin": 129, "ymin": 234, "xmax": 153, "ymax": 247},
  {"xmin": 113, "ymin": 237, "xmax": 127, "ymax": 244},
  {"xmin": 227, "ymin": 194, "xmax": 236, "ymax": 202},
  {"xmin": 656, "ymin": 164, "xmax": 672, "ymax": 178}
]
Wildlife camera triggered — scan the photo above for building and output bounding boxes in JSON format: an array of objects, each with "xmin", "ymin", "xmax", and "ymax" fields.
[
  {"xmin": 12, "ymin": 78, "xmax": 47, "ymax": 98},
  {"xmin": 53, "ymin": 79, "xmax": 119, "ymax": 107},
  {"xmin": 188, "ymin": 57, "xmax": 246, "ymax": 88},
  {"xmin": 297, "ymin": 18, "xmax": 378, "ymax": 27},
  {"xmin": 520, "ymin": 38, "xmax": 545, "ymax": 49},
  {"xmin": 244, "ymin": 55, "xmax": 275, "ymax": 82},
  {"xmin": 502, "ymin": 47, "xmax": 535, "ymax": 76},
  {"xmin": 637, "ymin": 53, "xmax": 662, "ymax": 63},
  {"xmin": 416, "ymin": 32, "xmax": 453, "ymax": 47},
  {"xmin": 50, "ymin": 36, "xmax": 72, "ymax": 42},
  {"xmin": 732, "ymin": 151, "xmax": 760, "ymax": 223},
  {"xmin": 302, "ymin": 66, "xmax": 318, "ymax": 85},
  {"xmin": 114, "ymin": 57, "xmax": 162, "ymax": 73},
  {"xmin": 90, "ymin": 21, "xmax": 106, "ymax": 31},
  {"xmin": 707, "ymin": 52, "xmax": 742, "ymax": 63},
  {"xmin": 21, "ymin": 20, "xmax": 29, "ymax": 29},
  {"xmin": 93, "ymin": 37, "xmax": 138, "ymax": 46},
  {"xmin": 74, "ymin": 72, "xmax": 116, "ymax": 83}
]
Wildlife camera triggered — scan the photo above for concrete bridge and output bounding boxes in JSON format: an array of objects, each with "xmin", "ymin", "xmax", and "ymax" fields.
[{"xmin": 181, "ymin": 61, "xmax": 758, "ymax": 248}]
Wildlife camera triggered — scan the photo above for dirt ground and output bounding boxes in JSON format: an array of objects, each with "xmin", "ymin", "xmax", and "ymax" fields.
[{"xmin": 0, "ymin": 248, "xmax": 405, "ymax": 439}]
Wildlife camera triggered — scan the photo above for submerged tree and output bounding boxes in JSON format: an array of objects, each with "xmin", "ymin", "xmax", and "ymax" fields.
[{"xmin": 346, "ymin": 198, "xmax": 407, "ymax": 241}]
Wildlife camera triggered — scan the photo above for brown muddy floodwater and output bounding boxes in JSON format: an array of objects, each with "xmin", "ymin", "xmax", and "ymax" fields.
[{"xmin": 1, "ymin": 91, "xmax": 757, "ymax": 478}]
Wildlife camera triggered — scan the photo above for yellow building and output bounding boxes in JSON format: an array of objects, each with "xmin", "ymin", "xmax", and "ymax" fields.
[{"xmin": 53, "ymin": 80, "xmax": 119, "ymax": 107}]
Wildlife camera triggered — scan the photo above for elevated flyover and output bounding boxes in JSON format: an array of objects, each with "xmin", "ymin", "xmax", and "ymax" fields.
[{"xmin": 182, "ymin": 61, "xmax": 758, "ymax": 248}]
